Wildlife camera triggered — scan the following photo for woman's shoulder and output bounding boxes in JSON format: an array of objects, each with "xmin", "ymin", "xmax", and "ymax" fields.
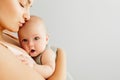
[
  {"xmin": 0, "ymin": 41, "xmax": 18, "ymax": 55},
  {"xmin": 0, "ymin": 42, "xmax": 12, "ymax": 56},
  {"xmin": 3, "ymin": 31, "xmax": 20, "ymax": 47}
]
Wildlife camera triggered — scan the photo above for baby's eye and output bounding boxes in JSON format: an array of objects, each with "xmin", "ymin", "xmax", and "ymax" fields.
[
  {"xmin": 34, "ymin": 37, "xmax": 40, "ymax": 40},
  {"xmin": 19, "ymin": 2, "xmax": 24, "ymax": 8},
  {"xmin": 22, "ymin": 39, "xmax": 28, "ymax": 42}
]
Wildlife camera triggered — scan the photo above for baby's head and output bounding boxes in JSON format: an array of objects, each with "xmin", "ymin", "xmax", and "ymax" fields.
[{"xmin": 18, "ymin": 16, "xmax": 49, "ymax": 57}]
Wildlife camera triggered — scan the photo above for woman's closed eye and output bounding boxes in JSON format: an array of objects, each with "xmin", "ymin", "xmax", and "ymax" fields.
[{"xmin": 19, "ymin": 2, "xmax": 25, "ymax": 8}]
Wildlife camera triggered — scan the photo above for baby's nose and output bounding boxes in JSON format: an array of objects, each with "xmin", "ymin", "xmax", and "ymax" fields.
[{"xmin": 28, "ymin": 41, "xmax": 34, "ymax": 47}]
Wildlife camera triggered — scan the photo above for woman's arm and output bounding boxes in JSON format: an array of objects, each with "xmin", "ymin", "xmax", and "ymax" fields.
[
  {"xmin": 47, "ymin": 48, "xmax": 66, "ymax": 80},
  {"xmin": 0, "ymin": 44, "xmax": 45, "ymax": 80}
]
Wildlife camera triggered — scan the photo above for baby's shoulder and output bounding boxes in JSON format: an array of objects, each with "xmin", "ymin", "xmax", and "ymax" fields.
[
  {"xmin": 43, "ymin": 48, "xmax": 55, "ymax": 56},
  {"xmin": 42, "ymin": 48, "xmax": 56, "ymax": 60}
]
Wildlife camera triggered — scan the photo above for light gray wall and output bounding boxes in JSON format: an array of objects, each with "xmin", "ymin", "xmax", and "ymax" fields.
[{"xmin": 30, "ymin": 0, "xmax": 120, "ymax": 80}]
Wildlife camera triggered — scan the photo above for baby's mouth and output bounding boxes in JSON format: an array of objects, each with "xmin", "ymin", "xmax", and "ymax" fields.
[{"xmin": 30, "ymin": 49, "xmax": 36, "ymax": 53}]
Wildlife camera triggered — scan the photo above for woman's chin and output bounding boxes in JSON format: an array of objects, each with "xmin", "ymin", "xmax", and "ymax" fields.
[{"xmin": 8, "ymin": 27, "xmax": 19, "ymax": 32}]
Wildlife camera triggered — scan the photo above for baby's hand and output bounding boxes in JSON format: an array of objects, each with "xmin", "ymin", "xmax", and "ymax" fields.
[
  {"xmin": 16, "ymin": 54, "xmax": 28, "ymax": 64},
  {"xmin": 16, "ymin": 54, "xmax": 34, "ymax": 67}
]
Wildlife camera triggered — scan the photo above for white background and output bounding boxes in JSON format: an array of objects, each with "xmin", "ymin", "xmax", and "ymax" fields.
[{"xmin": 30, "ymin": 0, "xmax": 120, "ymax": 80}]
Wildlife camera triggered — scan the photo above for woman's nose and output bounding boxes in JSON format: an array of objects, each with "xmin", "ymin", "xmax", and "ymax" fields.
[{"xmin": 23, "ymin": 9, "xmax": 30, "ymax": 21}]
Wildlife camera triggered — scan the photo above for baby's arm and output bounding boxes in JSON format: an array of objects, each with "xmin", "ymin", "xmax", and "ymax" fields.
[{"xmin": 33, "ymin": 49, "xmax": 56, "ymax": 79}]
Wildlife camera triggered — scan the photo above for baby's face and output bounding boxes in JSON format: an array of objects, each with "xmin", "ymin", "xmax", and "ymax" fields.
[{"xmin": 19, "ymin": 20, "xmax": 48, "ymax": 57}]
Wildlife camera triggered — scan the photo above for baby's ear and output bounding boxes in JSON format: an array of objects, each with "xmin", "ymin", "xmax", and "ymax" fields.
[{"xmin": 46, "ymin": 34, "xmax": 49, "ymax": 44}]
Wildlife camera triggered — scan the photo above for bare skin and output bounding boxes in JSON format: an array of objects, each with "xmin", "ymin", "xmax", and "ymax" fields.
[
  {"xmin": 0, "ymin": 0, "xmax": 66, "ymax": 80},
  {"xmin": 0, "ymin": 34, "xmax": 66, "ymax": 80},
  {"xmin": 18, "ymin": 16, "xmax": 56, "ymax": 79}
]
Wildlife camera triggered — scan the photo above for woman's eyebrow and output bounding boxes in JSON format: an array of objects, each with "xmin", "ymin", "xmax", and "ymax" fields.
[
  {"xmin": 28, "ymin": 0, "xmax": 33, "ymax": 7},
  {"xmin": 28, "ymin": 0, "xmax": 31, "ymax": 4}
]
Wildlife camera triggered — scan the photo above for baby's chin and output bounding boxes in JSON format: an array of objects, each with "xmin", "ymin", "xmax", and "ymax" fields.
[{"xmin": 30, "ymin": 53, "xmax": 38, "ymax": 57}]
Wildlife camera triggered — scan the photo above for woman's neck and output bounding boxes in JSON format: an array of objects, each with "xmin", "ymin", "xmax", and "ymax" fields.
[{"xmin": 0, "ymin": 26, "xmax": 5, "ymax": 41}]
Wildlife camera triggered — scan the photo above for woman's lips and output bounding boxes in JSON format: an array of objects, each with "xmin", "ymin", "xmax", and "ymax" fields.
[
  {"xmin": 19, "ymin": 21, "xmax": 25, "ymax": 27},
  {"xmin": 19, "ymin": 22, "xmax": 23, "ymax": 27}
]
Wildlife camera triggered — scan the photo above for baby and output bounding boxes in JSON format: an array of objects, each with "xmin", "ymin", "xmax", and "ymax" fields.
[{"xmin": 18, "ymin": 16, "xmax": 56, "ymax": 79}]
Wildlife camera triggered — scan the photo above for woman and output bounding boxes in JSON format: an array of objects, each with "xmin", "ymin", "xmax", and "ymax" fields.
[{"xmin": 0, "ymin": 0, "xmax": 66, "ymax": 80}]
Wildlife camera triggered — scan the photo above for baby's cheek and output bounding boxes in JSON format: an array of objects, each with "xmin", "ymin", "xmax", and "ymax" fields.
[{"xmin": 23, "ymin": 46, "xmax": 29, "ymax": 52}]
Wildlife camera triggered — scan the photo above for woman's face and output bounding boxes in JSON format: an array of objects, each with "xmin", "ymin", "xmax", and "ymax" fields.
[{"xmin": 0, "ymin": 0, "xmax": 33, "ymax": 32}]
